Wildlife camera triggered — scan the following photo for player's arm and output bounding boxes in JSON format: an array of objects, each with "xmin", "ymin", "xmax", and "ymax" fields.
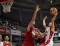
[
  {"xmin": 43, "ymin": 16, "xmax": 47, "ymax": 29},
  {"xmin": 35, "ymin": 28, "xmax": 41, "ymax": 39},
  {"xmin": 32, "ymin": 28, "xmax": 42, "ymax": 39},
  {"xmin": 50, "ymin": 9, "xmax": 58, "ymax": 32},
  {"xmin": 35, "ymin": 28, "xmax": 47, "ymax": 38},
  {"xmin": 34, "ymin": 28, "xmax": 45, "ymax": 38},
  {"xmin": 27, "ymin": 5, "xmax": 40, "ymax": 31},
  {"xmin": 35, "ymin": 35, "xmax": 39, "ymax": 40},
  {"xmin": 50, "ymin": 15, "xmax": 57, "ymax": 31},
  {"xmin": 11, "ymin": 43, "xmax": 12, "ymax": 46},
  {"xmin": 37, "ymin": 32, "xmax": 47, "ymax": 38},
  {"xmin": 21, "ymin": 32, "xmax": 26, "ymax": 37}
]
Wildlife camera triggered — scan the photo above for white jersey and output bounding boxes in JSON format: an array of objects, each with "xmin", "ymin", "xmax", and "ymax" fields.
[
  {"xmin": 45, "ymin": 27, "xmax": 54, "ymax": 46},
  {"xmin": 0, "ymin": 42, "xmax": 3, "ymax": 46}
]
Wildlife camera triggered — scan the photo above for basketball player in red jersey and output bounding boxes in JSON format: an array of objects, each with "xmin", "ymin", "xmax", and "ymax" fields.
[
  {"xmin": 3, "ymin": 36, "xmax": 12, "ymax": 46},
  {"xmin": 40, "ymin": 7, "xmax": 58, "ymax": 46},
  {"xmin": 22, "ymin": 5, "xmax": 43, "ymax": 46}
]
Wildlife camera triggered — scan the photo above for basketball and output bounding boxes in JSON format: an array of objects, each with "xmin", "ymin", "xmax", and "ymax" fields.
[{"xmin": 50, "ymin": 7, "xmax": 58, "ymax": 16}]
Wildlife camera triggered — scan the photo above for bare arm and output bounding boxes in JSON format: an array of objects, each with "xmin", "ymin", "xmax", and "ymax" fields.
[
  {"xmin": 21, "ymin": 32, "xmax": 26, "ymax": 37},
  {"xmin": 11, "ymin": 43, "xmax": 12, "ymax": 46},
  {"xmin": 37, "ymin": 32, "xmax": 47, "ymax": 38},
  {"xmin": 35, "ymin": 28, "xmax": 47, "ymax": 38},
  {"xmin": 50, "ymin": 8, "xmax": 58, "ymax": 31},
  {"xmin": 27, "ymin": 5, "xmax": 40, "ymax": 31},
  {"xmin": 35, "ymin": 28, "xmax": 45, "ymax": 38},
  {"xmin": 43, "ymin": 16, "xmax": 47, "ymax": 29}
]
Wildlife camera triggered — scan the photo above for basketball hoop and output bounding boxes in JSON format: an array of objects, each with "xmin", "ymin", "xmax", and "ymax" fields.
[
  {"xmin": 0, "ymin": 0, "xmax": 7, "ymax": 3},
  {"xmin": 1, "ymin": 0, "xmax": 14, "ymax": 13}
]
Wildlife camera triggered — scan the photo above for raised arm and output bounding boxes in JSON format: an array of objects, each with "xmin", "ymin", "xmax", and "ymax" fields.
[
  {"xmin": 43, "ymin": 16, "xmax": 47, "ymax": 29},
  {"xmin": 27, "ymin": 5, "xmax": 40, "ymax": 31},
  {"xmin": 50, "ymin": 8, "xmax": 58, "ymax": 31}
]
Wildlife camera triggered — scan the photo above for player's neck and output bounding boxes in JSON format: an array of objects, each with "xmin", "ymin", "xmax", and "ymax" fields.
[{"xmin": 5, "ymin": 40, "xmax": 9, "ymax": 42}]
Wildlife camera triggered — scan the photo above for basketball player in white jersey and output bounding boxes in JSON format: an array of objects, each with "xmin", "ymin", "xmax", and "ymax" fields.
[
  {"xmin": 40, "ymin": 7, "xmax": 58, "ymax": 46},
  {"xmin": 0, "ymin": 34, "xmax": 3, "ymax": 46}
]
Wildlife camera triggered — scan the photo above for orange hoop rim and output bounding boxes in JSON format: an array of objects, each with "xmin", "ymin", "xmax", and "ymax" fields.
[
  {"xmin": 1, "ymin": 0, "xmax": 14, "ymax": 3},
  {"xmin": 7, "ymin": 0, "xmax": 14, "ymax": 3}
]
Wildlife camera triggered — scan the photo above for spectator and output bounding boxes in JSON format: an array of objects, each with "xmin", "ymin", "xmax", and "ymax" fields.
[
  {"xmin": 0, "ymin": 34, "xmax": 3, "ymax": 46},
  {"xmin": 3, "ymin": 36, "xmax": 12, "ymax": 46}
]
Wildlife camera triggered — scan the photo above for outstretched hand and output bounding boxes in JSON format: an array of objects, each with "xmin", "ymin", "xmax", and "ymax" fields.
[
  {"xmin": 36, "ymin": 5, "xmax": 40, "ymax": 11},
  {"xmin": 43, "ymin": 16, "xmax": 47, "ymax": 20}
]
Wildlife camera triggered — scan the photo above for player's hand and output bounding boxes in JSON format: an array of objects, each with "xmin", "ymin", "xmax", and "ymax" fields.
[
  {"xmin": 36, "ymin": 5, "xmax": 40, "ymax": 11},
  {"xmin": 43, "ymin": 16, "xmax": 47, "ymax": 20}
]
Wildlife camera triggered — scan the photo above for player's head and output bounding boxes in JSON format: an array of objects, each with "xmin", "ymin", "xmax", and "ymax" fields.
[
  {"xmin": 48, "ymin": 22, "xmax": 51, "ymax": 27},
  {"xmin": 50, "ymin": 7, "xmax": 58, "ymax": 15},
  {"xmin": 0, "ymin": 34, "xmax": 2, "ymax": 41},
  {"xmin": 5, "ymin": 36, "xmax": 9, "ymax": 41}
]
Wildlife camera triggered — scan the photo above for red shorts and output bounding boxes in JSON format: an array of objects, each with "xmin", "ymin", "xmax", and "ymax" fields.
[{"xmin": 23, "ymin": 41, "xmax": 34, "ymax": 46}]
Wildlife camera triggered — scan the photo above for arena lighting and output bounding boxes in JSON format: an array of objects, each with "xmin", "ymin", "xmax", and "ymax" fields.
[{"xmin": 49, "ymin": 0, "xmax": 53, "ymax": 3}]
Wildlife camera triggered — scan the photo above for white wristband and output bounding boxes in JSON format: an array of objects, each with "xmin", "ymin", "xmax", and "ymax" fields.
[{"xmin": 32, "ymin": 30, "xmax": 35, "ymax": 36}]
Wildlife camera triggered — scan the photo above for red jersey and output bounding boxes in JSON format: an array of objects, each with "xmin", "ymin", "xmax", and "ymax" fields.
[
  {"xmin": 23, "ymin": 27, "xmax": 35, "ymax": 46},
  {"xmin": 3, "ymin": 41, "xmax": 11, "ymax": 46}
]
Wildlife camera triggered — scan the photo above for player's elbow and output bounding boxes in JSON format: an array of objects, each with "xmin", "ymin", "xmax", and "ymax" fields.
[{"xmin": 43, "ymin": 25, "xmax": 46, "ymax": 29}]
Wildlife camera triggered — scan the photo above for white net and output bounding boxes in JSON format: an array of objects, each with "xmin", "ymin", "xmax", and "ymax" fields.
[{"xmin": 1, "ymin": 1, "xmax": 13, "ymax": 13}]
